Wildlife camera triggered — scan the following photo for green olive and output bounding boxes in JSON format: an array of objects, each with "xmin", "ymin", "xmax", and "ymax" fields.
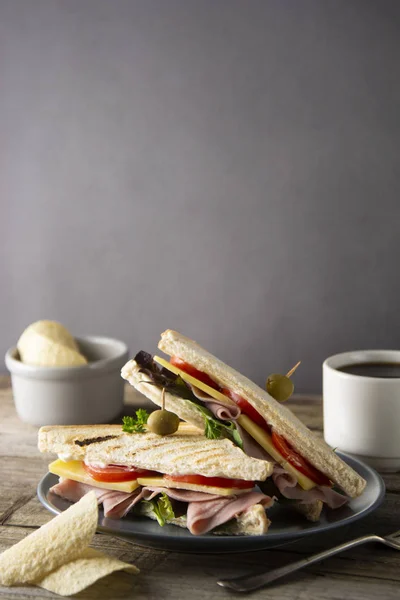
[
  {"xmin": 266, "ymin": 373, "xmax": 294, "ymax": 402},
  {"xmin": 147, "ymin": 409, "xmax": 180, "ymax": 435}
]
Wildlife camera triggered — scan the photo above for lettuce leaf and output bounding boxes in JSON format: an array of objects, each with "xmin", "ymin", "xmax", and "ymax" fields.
[{"xmin": 142, "ymin": 492, "xmax": 175, "ymax": 527}]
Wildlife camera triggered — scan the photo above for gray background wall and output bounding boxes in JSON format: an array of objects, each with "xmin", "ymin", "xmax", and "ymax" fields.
[{"xmin": 1, "ymin": 0, "xmax": 400, "ymax": 392}]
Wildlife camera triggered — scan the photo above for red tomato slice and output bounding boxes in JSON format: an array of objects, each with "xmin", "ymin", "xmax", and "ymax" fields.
[
  {"xmin": 170, "ymin": 357, "xmax": 220, "ymax": 390},
  {"xmin": 220, "ymin": 387, "xmax": 271, "ymax": 431},
  {"xmin": 164, "ymin": 474, "xmax": 254, "ymax": 489},
  {"xmin": 169, "ymin": 360, "xmax": 270, "ymax": 432},
  {"xmin": 83, "ymin": 463, "xmax": 157, "ymax": 482},
  {"xmin": 271, "ymin": 431, "xmax": 331, "ymax": 487}
]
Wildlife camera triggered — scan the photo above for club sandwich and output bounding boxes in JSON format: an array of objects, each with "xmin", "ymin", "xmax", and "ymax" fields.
[
  {"xmin": 121, "ymin": 330, "xmax": 367, "ymax": 522},
  {"xmin": 38, "ymin": 423, "xmax": 274, "ymax": 536}
]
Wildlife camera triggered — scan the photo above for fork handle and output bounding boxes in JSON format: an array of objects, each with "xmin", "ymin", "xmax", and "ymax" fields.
[{"xmin": 217, "ymin": 534, "xmax": 381, "ymax": 592}]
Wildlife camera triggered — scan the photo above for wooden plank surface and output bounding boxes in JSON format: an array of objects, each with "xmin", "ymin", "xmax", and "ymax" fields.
[{"xmin": 0, "ymin": 374, "xmax": 399, "ymax": 599}]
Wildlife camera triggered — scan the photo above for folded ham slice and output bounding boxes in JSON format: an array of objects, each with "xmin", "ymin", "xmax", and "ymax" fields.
[
  {"xmin": 190, "ymin": 386, "xmax": 241, "ymax": 420},
  {"xmin": 141, "ymin": 486, "xmax": 222, "ymax": 503},
  {"xmin": 272, "ymin": 466, "xmax": 348, "ymax": 509},
  {"xmin": 186, "ymin": 491, "xmax": 273, "ymax": 535},
  {"xmin": 50, "ymin": 479, "xmax": 272, "ymax": 534},
  {"xmin": 50, "ymin": 479, "xmax": 144, "ymax": 518}
]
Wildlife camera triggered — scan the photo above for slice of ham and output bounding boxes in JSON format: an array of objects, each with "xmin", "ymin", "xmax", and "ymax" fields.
[
  {"xmin": 50, "ymin": 479, "xmax": 144, "ymax": 518},
  {"xmin": 272, "ymin": 465, "xmax": 348, "ymax": 509},
  {"xmin": 189, "ymin": 385, "xmax": 241, "ymax": 420},
  {"xmin": 51, "ymin": 479, "xmax": 99, "ymax": 502},
  {"xmin": 51, "ymin": 479, "xmax": 233, "ymax": 520},
  {"xmin": 104, "ymin": 491, "xmax": 145, "ymax": 518},
  {"xmin": 50, "ymin": 479, "xmax": 272, "ymax": 534},
  {"xmin": 187, "ymin": 491, "xmax": 273, "ymax": 535},
  {"xmin": 141, "ymin": 486, "xmax": 222, "ymax": 503}
]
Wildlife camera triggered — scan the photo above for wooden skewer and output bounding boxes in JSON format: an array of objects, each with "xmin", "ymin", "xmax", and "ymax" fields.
[
  {"xmin": 161, "ymin": 387, "xmax": 166, "ymax": 410},
  {"xmin": 286, "ymin": 361, "xmax": 301, "ymax": 379}
]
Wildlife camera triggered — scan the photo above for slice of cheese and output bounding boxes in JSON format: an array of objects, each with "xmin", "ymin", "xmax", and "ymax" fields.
[
  {"xmin": 136, "ymin": 476, "xmax": 251, "ymax": 496},
  {"xmin": 154, "ymin": 356, "xmax": 237, "ymax": 407},
  {"xmin": 237, "ymin": 415, "xmax": 316, "ymax": 491},
  {"xmin": 49, "ymin": 460, "xmax": 140, "ymax": 493},
  {"xmin": 155, "ymin": 355, "xmax": 317, "ymax": 491}
]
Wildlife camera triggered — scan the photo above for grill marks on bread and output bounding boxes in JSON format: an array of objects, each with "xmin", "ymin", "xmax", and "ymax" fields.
[
  {"xmin": 75, "ymin": 436, "xmax": 118, "ymax": 447},
  {"xmin": 84, "ymin": 434, "xmax": 272, "ymax": 481}
]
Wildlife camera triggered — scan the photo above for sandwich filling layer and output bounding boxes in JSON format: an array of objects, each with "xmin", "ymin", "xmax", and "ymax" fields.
[{"xmin": 49, "ymin": 460, "xmax": 273, "ymax": 535}]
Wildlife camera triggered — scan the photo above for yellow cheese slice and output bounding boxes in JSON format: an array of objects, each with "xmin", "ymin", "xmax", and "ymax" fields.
[
  {"xmin": 154, "ymin": 356, "xmax": 237, "ymax": 407},
  {"xmin": 49, "ymin": 460, "xmax": 140, "ymax": 493},
  {"xmin": 155, "ymin": 355, "xmax": 317, "ymax": 491},
  {"xmin": 237, "ymin": 416, "xmax": 316, "ymax": 490},
  {"xmin": 136, "ymin": 476, "xmax": 251, "ymax": 496}
]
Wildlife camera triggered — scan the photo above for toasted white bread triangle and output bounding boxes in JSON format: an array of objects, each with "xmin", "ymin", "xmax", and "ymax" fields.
[
  {"xmin": 38, "ymin": 424, "xmax": 273, "ymax": 481},
  {"xmin": 155, "ymin": 330, "xmax": 366, "ymax": 498}
]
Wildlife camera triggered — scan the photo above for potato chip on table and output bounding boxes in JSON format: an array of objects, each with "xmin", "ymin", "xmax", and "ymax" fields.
[{"xmin": 0, "ymin": 492, "xmax": 138, "ymax": 596}]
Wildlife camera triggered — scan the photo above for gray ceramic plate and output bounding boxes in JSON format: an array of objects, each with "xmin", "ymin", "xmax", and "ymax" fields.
[{"xmin": 37, "ymin": 452, "xmax": 385, "ymax": 553}]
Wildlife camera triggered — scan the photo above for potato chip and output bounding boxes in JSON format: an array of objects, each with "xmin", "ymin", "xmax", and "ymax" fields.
[
  {"xmin": 0, "ymin": 491, "xmax": 139, "ymax": 595},
  {"xmin": 36, "ymin": 548, "xmax": 138, "ymax": 596},
  {"xmin": 20, "ymin": 337, "xmax": 87, "ymax": 367},
  {"xmin": 18, "ymin": 320, "xmax": 79, "ymax": 352},
  {"xmin": 17, "ymin": 320, "xmax": 87, "ymax": 367},
  {"xmin": 0, "ymin": 491, "xmax": 97, "ymax": 585}
]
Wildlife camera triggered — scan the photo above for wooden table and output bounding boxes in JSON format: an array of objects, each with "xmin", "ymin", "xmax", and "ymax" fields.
[{"xmin": 0, "ymin": 375, "xmax": 399, "ymax": 599}]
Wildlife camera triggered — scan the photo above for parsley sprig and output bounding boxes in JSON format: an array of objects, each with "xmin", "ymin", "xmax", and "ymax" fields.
[{"xmin": 122, "ymin": 409, "xmax": 149, "ymax": 433}]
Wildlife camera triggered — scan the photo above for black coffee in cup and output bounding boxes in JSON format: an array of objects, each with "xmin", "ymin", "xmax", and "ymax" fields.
[{"xmin": 338, "ymin": 363, "xmax": 400, "ymax": 378}]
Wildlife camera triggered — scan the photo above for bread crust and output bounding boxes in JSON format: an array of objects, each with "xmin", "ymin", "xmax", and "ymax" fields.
[
  {"xmin": 121, "ymin": 360, "xmax": 206, "ymax": 431},
  {"xmin": 292, "ymin": 500, "xmax": 323, "ymax": 522},
  {"xmin": 157, "ymin": 330, "xmax": 366, "ymax": 498},
  {"xmin": 139, "ymin": 503, "xmax": 270, "ymax": 535}
]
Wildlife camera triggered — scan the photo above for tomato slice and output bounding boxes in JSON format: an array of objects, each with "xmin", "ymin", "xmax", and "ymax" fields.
[
  {"xmin": 170, "ymin": 357, "xmax": 220, "ymax": 390},
  {"xmin": 83, "ymin": 463, "xmax": 158, "ymax": 482},
  {"xmin": 271, "ymin": 431, "xmax": 331, "ymax": 487},
  {"xmin": 169, "ymin": 359, "xmax": 270, "ymax": 433},
  {"xmin": 164, "ymin": 474, "xmax": 254, "ymax": 489},
  {"xmin": 220, "ymin": 387, "xmax": 271, "ymax": 431}
]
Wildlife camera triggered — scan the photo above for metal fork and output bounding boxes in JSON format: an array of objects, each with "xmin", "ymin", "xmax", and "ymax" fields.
[{"xmin": 217, "ymin": 530, "xmax": 400, "ymax": 592}]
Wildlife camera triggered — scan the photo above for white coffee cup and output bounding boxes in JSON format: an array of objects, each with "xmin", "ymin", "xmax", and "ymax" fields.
[{"xmin": 323, "ymin": 350, "xmax": 400, "ymax": 472}]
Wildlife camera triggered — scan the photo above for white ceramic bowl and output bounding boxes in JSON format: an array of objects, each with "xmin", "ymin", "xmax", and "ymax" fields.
[
  {"xmin": 323, "ymin": 349, "xmax": 400, "ymax": 472},
  {"xmin": 5, "ymin": 336, "xmax": 129, "ymax": 426}
]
